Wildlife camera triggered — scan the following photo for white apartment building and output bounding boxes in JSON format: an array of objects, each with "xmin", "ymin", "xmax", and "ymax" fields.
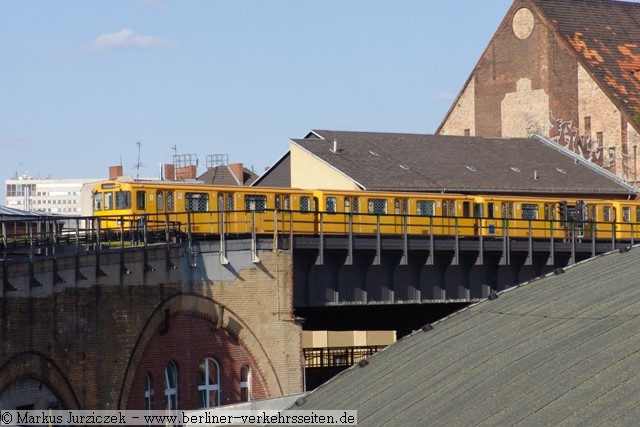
[{"xmin": 4, "ymin": 175, "xmax": 101, "ymax": 216}]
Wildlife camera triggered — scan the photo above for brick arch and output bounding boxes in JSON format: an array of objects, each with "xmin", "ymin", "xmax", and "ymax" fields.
[
  {"xmin": 118, "ymin": 293, "xmax": 282, "ymax": 408},
  {"xmin": 0, "ymin": 351, "xmax": 80, "ymax": 410}
]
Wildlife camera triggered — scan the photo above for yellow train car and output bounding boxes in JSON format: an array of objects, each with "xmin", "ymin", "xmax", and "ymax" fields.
[
  {"xmin": 91, "ymin": 180, "xmax": 317, "ymax": 236},
  {"xmin": 92, "ymin": 179, "xmax": 640, "ymax": 244},
  {"xmin": 312, "ymin": 189, "xmax": 479, "ymax": 237}
]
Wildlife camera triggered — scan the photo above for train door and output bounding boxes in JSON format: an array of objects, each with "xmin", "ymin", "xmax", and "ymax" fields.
[
  {"xmin": 394, "ymin": 197, "xmax": 408, "ymax": 234},
  {"xmin": 442, "ymin": 199, "xmax": 457, "ymax": 235},
  {"xmin": 344, "ymin": 196, "xmax": 360, "ymax": 233},
  {"xmin": 214, "ymin": 191, "xmax": 234, "ymax": 234},
  {"xmin": 274, "ymin": 194, "xmax": 292, "ymax": 233},
  {"xmin": 473, "ymin": 201, "xmax": 484, "ymax": 236},
  {"xmin": 501, "ymin": 201, "xmax": 514, "ymax": 237}
]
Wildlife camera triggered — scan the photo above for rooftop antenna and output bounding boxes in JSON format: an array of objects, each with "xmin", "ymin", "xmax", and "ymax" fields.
[
  {"xmin": 134, "ymin": 141, "xmax": 145, "ymax": 179},
  {"xmin": 171, "ymin": 145, "xmax": 178, "ymax": 180}
]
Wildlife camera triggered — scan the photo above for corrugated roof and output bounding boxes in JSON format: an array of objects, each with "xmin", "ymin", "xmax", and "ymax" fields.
[
  {"xmin": 534, "ymin": 0, "xmax": 640, "ymax": 120},
  {"xmin": 292, "ymin": 246, "xmax": 640, "ymax": 425},
  {"xmin": 291, "ymin": 130, "xmax": 636, "ymax": 195}
]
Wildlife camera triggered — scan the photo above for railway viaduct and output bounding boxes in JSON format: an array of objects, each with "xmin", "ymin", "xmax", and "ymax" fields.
[{"xmin": 0, "ymin": 224, "xmax": 627, "ymax": 410}]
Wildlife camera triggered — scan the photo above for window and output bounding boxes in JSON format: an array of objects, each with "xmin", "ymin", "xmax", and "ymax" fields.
[
  {"xmin": 165, "ymin": 361, "xmax": 178, "ymax": 411},
  {"xmin": 104, "ymin": 192, "xmax": 114, "ymax": 210},
  {"xmin": 603, "ymin": 206, "xmax": 612, "ymax": 221},
  {"xmin": 157, "ymin": 191, "xmax": 164, "ymax": 211},
  {"xmin": 218, "ymin": 193, "xmax": 235, "ymax": 211},
  {"xmin": 442, "ymin": 200, "xmax": 456, "ymax": 217},
  {"xmin": 94, "ymin": 193, "xmax": 103, "ymax": 211},
  {"xmin": 501, "ymin": 202, "xmax": 514, "ymax": 219},
  {"xmin": 395, "ymin": 199, "xmax": 408, "ymax": 215},
  {"xmin": 240, "ymin": 365, "xmax": 251, "ymax": 402},
  {"xmin": 145, "ymin": 374, "xmax": 154, "ymax": 420},
  {"xmin": 584, "ymin": 116, "xmax": 591, "ymax": 135},
  {"xmin": 326, "ymin": 197, "xmax": 337, "ymax": 213},
  {"xmin": 244, "ymin": 195, "xmax": 267, "ymax": 212},
  {"xmin": 167, "ymin": 191, "xmax": 175, "ymax": 211},
  {"xmin": 186, "ymin": 193, "xmax": 209, "ymax": 212},
  {"xmin": 521, "ymin": 204, "xmax": 539, "ymax": 220},
  {"xmin": 136, "ymin": 191, "xmax": 146, "ymax": 210},
  {"xmin": 623, "ymin": 207, "xmax": 631, "ymax": 222},
  {"xmin": 368, "ymin": 198, "xmax": 387, "ymax": 215},
  {"xmin": 116, "ymin": 191, "xmax": 131, "ymax": 209},
  {"xmin": 198, "ymin": 358, "xmax": 220, "ymax": 408},
  {"xmin": 417, "ymin": 200, "xmax": 435, "ymax": 216},
  {"xmin": 300, "ymin": 196, "xmax": 311, "ymax": 213}
]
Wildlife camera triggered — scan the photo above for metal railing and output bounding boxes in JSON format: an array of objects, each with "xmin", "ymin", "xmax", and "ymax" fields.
[
  {"xmin": 1, "ymin": 210, "xmax": 637, "ymax": 262},
  {"xmin": 303, "ymin": 346, "xmax": 386, "ymax": 368}
]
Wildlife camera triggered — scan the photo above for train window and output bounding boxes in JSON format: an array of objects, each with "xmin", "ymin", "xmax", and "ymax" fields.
[
  {"xmin": 368, "ymin": 199, "xmax": 387, "ymax": 215},
  {"xmin": 352, "ymin": 198, "xmax": 359, "ymax": 213},
  {"xmin": 244, "ymin": 195, "xmax": 267, "ymax": 212},
  {"xmin": 417, "ymin": 200, "xmax": 435, "ymax": 216},
  {"xmin": 157, "ymin": 191, "xmax": 164, "ymax": 211},
  {"xmin": 623, "ymin": 207, "xmax": 631, "ymax": 222},
  {"xmin": 275, "ymin": 196, "xmax": 281, "ymax": 211},
  {"xmin": 544, "ymin": 204, "xmax": 549, "ymax": 220},
  {"xmin": 94, "ymin": 193, "xmax": 103, "ymax": 211},
  {"xmin": 227, "ymin": 194, "xmax": 235, "ymax": 211},
  {"xmin": 218, "ymin": 194, "xmax": 225, "ymax": 211},
  {"xmin": 186, "ymin": 193, "xmax": 209, "ymax": 212},
  {"xmin": 603, "ymin": 206, "xmax": 612, "ymax": 221},
  {"xmin": 104, "ymin": 192, "xmax": 114, "ymax": 210},
  {"xmin": 299, "ymin": 196, "xmax": 310, "ymax": 212},
  {"xmin": 283, "ymin": 195, "xmax": 290, "ymax": 210},
  {"xmin": 521, "ymin": 204, "xmax": 539, "ymax": 220},
  {"xmin": 637, "ymin": 207, "xmax": 640, "ymax": 222},
  {"xmin": 116, "ymin": 191, "xmax": 131, "ymax": 209},
  {"xmin": 136, "ymin": 191, "xmax": 146, "ymax": 210},
  {"xmin": 167, "ymin": 191, "xmax": 175, "ymax": 211},
  {"xmin": 326, "ymin": 197, "xmax": 337, "ymax": 213},
  {"xmin": 487, "ymin": 202, "xmax": 494, "ymax": 219}
]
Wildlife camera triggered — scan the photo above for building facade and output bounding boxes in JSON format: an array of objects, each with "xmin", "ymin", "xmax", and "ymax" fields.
[
  {"xmin": 4, "ymin": 175, "xmax": 101, "ymax": 215},
  {"xmin": 438, "ymin": 0, "xmax": 640, "ymax": 185}
]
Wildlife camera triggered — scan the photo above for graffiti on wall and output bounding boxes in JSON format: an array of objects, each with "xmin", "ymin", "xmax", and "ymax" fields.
[{"xmin": 547, "ymin": 111, "xmax": 605, "ymax": 167}]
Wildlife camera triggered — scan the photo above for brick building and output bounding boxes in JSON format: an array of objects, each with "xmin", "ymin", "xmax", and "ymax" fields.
[{"xmin": 438, "ymin": 0, "xmax": 640, "ymax": 185}]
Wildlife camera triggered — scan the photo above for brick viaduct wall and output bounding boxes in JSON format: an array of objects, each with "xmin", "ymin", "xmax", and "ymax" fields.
[{"xmin": 0, "ymin": 242, "xmax": 303, "ymax": 410}]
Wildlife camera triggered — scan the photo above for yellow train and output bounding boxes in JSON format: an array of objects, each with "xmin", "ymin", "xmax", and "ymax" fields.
[{"xmin": 90, "ymin": 180, "xmax": 640, "ymax": 242}]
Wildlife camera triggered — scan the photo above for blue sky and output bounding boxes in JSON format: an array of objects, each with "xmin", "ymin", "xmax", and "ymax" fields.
[{"xmin": 1, "ymin": 0, "xmax": 511, "ymax": 200}]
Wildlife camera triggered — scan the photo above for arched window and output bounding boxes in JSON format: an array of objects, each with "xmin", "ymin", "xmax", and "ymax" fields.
[
  {"xmin": 145, "ymin": 374, "xmax": 154, "ymax": 411},
  {"xmin": 145, "ymin": 374, "xmax": 154, "ymax": 426},
  {"xmin": 165, "ymin": 361, "xmax": 178, "ymax": 411},
  {"xmin": 240, "ymin": 365, "xmax": 251, "ymax": 402},
  {"xmin": 198, "ymin": 358, "xmax": 220, "ymax": 408}
]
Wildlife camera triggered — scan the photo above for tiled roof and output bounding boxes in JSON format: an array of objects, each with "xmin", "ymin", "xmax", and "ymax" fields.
[
  {"xmin": 291, "ymin": 130, "xmax": 635, "ymax": 196},
  {"xmin": 291, "ymin": 246, "xmax": 640, "ymax": 425},
  {"xmin": 252, "ymin": 153, "xmax": 291, "ymax": 187},
  {"xmin": 197, "ymin": 165, "xmax": 258, "ymax": 186},
  {"xmin": 534, "ymin": 0, "xmax": 640, "ymax": 120}
]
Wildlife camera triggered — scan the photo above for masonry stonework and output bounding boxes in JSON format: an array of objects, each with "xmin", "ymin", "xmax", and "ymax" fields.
[
  {"xmin": 438, "ymin": 0, "xmax": 640, "ymax": 186},
  {"xmin": 0, "ymin": 244, "xmax": 302, "ymax": 410}
]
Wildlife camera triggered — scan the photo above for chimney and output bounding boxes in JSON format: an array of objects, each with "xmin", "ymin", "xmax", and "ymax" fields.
[
  {"xmin": 176, "ymin": 165, "xmax": 197, "ymax": 180},
  {"xmin": 164, "ymin": 164, "xmax": 176, "ymax": 181},
  {"xmin": 228, "ymin": 163, "xmax": 244, "ymax": 185},
  {"xmin": 109, "ymin": 165, "xmax": 123, "ymax": 180}
]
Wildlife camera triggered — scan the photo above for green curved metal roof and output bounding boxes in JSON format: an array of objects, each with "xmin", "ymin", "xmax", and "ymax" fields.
[{"xmin": 293, "ymin": 246, "xmax": 640, "ymax": 426}]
